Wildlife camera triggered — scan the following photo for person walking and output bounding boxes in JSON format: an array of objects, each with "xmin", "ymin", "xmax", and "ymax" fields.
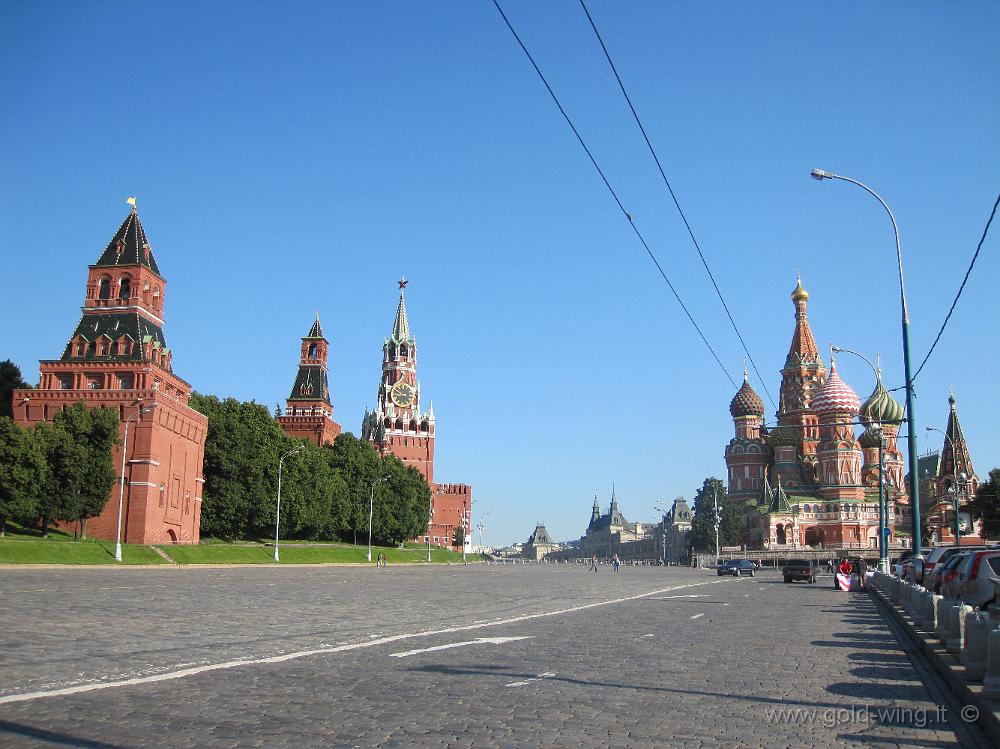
[
  {"xmin": 589, "ymin": 554, "xmax": 599, "ymax": 572},
  {"xmin": 612, "ymin": 554, "xmax": 621, "ymax": 573},
  {"xmin": 857, "ymin": 557, "xmax": 868, "ymax": 591},
  {"xmin": 836, "ymin": 558, "xmax": 853, "ymax": 590}
]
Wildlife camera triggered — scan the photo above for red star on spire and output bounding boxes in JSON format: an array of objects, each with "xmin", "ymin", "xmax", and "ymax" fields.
[{"xmin": 398, "ymin": 277, "xmax": 409, "ymax": 290}]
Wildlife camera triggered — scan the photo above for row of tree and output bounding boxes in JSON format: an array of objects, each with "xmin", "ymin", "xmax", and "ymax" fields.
[
  {"xmin": 189, "ymin": 394, "xmax": 431, "ymax": 545},
  {"xmin": 0, "ymin": 403, "xmax": 118, "ymax": 538}
]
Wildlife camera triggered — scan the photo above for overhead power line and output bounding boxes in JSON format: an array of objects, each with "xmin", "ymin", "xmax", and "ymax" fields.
[
  {"xmin": 491, "ymin": 0, "xmax": 738, "ymax": 392},
  {"xmin": 885, "ymin": 191, "xmax": 999, "ymax": 392},
  {"xmin": 577, "ymin": 0, "xmax": 775, "ymax": 410}
]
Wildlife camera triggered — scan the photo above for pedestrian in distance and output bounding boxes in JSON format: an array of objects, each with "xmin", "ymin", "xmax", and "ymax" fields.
[
  {"xmin": 836, "ymin": 558, "xmax": 853, "ymax": 590},
  {"xmin": 589, "ymin": 554, "xmax": 599, "ymax": 572},
  {"xmin": 857, "ymin": 557, "xmax": 868, "ymax": 592},
  {"xmin": 612, "ymin": 554, "xmax": 621, "ymax": 573}
]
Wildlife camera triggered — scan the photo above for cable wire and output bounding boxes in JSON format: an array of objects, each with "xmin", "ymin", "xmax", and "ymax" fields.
[
  {"xmin": 887, "ymin": 192, "xmax": 999, "ymax": 392},
  {"xmin": 491, "ymin": 0, "xmax": 738, "ymax": 391},
  {"xmin": 577, "ymin": 0, "xmax": 775, "ymax": 409}
]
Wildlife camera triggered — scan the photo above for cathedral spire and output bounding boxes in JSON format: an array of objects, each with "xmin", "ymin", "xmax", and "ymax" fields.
[
  {"xmin": 785, "ymin": 276, "xmax": 821, "ymax": 368},
  {"xmin": 308, "ymin": 312, "xmax": 324, "ymax": 339},
  {"xmin": 939, "ymin": 392, "xmax": 975, "ymax": 482},
  {"xmin": 391, "ymin": 277, "xmax": 412, "ymax": 343}
]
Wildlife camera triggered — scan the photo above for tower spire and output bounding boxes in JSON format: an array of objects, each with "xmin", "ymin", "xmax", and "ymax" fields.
[{"xmin": 391, "ymin": 277, "xmax": 412, "ymax": 342}]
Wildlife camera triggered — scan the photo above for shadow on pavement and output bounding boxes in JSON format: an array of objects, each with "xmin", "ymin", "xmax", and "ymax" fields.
[{"xmin": 0, "ymin": 719, "xmax": 130, "ymax": 748}]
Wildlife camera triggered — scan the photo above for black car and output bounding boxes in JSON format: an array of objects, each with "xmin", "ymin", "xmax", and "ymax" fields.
[
  {"xmin": 782, "ymin": 559, "xmax": 817, "ymax": 583},
  {"xmin": 717, "ymin": 559, "xmax": 756, "ymax": 577}
]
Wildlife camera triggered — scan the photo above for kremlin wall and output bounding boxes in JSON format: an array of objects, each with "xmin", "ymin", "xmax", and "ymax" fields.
[{"xmin": 11, "ymin": 205, "xmax": 471, "ymax": 551}]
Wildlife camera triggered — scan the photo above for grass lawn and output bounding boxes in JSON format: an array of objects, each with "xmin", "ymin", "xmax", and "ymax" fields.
[
  {"xmin": 163, "ymin": 544, "xmax": 275, "ymax": 564},
  {"xmin": 0, "ymin": 538, "xmax": 167, "ymax": 565}
]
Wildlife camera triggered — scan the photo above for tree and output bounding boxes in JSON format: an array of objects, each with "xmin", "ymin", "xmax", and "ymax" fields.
[
  {"xmin": 972, "ymin": 468, "xmax": 1000, "ymax": 540},
  {"xmin": 0, "ymin": 360, "xmax": 32, "ymax": 419},
  {"xmin": 0, "ymin": 417, "xmax": 45, "ymax": 536},
  {"xmin": 51, "ymin": 402, "xmax": 118, "ymax": 538},
  {"xmin": 689, "ymin": 477, "xmax": 739, "ymax": 553},
  {"xmin": 327, "ymin": 432, "xmax": 384, "ymax": 544},
  {"xmin": 34, "ymin": 422, "xmax": 86, "ymax": 537},
  {"xmin": 453, "ymin": 524, "xmax": 465, "ymax": 548}
]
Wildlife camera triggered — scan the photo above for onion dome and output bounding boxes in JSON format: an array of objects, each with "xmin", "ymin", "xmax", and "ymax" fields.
[
  {"xmin": 729, "ymin": 371, "xmax": 765, "ymax": 418},
  {"xmin": 860, "ymin": 371, "xmax": 904, "ymax": 426},
  {"xmin": 812, "ymin": 359, "xmax": 860, "ymax": 415},
  {"xmin": 859, "ymin": 427, "xmax": 882, "ymax": 449},
  {"xmin": 791, "ymin": 276, "xmax": 809, "ymax": 302},
  {"xmin": 766, "ymin": 425, "xmax": 797, "ymax": 447}
]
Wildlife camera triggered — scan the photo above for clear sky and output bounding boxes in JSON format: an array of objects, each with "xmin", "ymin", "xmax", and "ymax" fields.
[{"xmin": 2, "ymin": 2, "xmax": 997, "ymax": 547}]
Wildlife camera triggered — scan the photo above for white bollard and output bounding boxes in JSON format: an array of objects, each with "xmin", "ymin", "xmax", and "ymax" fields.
[
  {"xmin": 947, "ymin": 604, "xmax": 973, "ymax": 654},
  {"xmin": 940, "ymin": 602, "xmax": 960, "ymax": 646},
  {"xmin": 926, "ymin": 594, "xmax": 943, "ymax": 634},
  {"xmin": 913, "ymin": 590, "xmax": 931, "ymax": 629},
  {"xmin": 982, "ymin": 628, "xmax": 1000, "ymax": 699},
  {"xmin": 934, "ymin": 597, "xmax": 950, "ymax": 640},
  {"xmin": 962, "ymin": 611, "xmax": 990, "ymax": 681}
]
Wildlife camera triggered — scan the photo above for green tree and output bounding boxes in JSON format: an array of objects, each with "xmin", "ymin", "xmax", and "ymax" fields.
[
  {"xmin": 453, "ymin": 524, "xmax": 465, "ymax": 548},
  {"xmin": 689, "ymin": 477, "xmax": 739, "ymax": 553},
  {"xmin": 0, "ymin": 360, "xmax": 32, "ymax": 419},
  {"xmin": 51, "ymin": 402, "xmax": 119, "ymax": 538},
  {"xmin": 972, "ymin": 468, "xmax": 1000, "ymax": 540},
  {"xmin": 0, "ymin": 417, "xmax": 45, "ymax": 536},
  {"xmin": 34, "ymin": 422, "xmax": 86, "ymax": 537},
  {"xmin": 327, "ymin": 432, "xmax": 384, "ymax": 544}
]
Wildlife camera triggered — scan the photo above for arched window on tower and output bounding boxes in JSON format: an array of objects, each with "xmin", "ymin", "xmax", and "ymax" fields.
[
  {"xmin": 308, "ymin": 343, "xmax": 317, "ymax": 358},
  {"xmin": 98, "ymin": 276, "xmax": 111, "ymax": 301},
  {"xmin": 399, "ymin": 344, "xmax": 408, "ymax": 358},
  {"xmin": 119, "ymin": 276, "xmax": 131, "ymax": 301}
]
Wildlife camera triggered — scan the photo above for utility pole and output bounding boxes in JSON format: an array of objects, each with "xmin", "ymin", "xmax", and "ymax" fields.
[{"xmin": 713, "ymin": 486, "xmax": 721, "ymax": 561}]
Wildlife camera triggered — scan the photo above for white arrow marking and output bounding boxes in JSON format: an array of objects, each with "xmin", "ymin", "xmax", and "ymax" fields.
[
  {"xmin": 506, "ymin": 672, "xmax": 556, "ymax": 687},
  {"xmin": 690, "ymin": 613, "xmax": 705, "ymax": 619},
  {"xmin": 390, "ymin": 636, "xmax": 532, "ymax": 658},
  {"xmin": 651, "ymin": 594, "xmax": 710, "ymax": 600}
]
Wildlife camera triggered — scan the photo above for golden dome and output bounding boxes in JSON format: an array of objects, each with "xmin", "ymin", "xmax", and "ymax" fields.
[{"xmin": 791, "ymin": 276, "xmax": 809, "ymax": 302}]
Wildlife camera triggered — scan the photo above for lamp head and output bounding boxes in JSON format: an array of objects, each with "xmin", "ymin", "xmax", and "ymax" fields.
[
  {"xmin": 811, "ymin": 168, "xmax": 833, "ymax": 181},
  {"xmin": 831, "ymin": 345, "xmax": 844, "ymax": 353}
]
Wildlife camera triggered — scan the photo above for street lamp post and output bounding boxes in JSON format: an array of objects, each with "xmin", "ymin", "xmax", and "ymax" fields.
[
  {"xmin": 115, "ymin": 401, "xmax": 154, "ymax": 562},
  {"xmin": 927, "ymin": 426, "xmax": 965, "ymax": 547},
  {"xmin": 832, "ymin": 345, "xmax": 891, "ymax": 573},
  {"xmin": 367, "ymin": 475, "xmax": 390, "ymax": 563},
  {"xmin": 713, "ymin": 487, "xmax": 721, "ymax": 562},
  {"xmin": 812, "ymin": 169, "xmax": 922, "ymax": 568},
  {"xmin": 654, "ymin": 501, "xmax": 668, "ymax": 565},
  {"xmin": 273, "ymin": 445, "xmax": 305, "ymax": 562}
]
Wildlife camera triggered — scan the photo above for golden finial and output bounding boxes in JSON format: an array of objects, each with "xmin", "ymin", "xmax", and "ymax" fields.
[{"xmin": 791, "ymin": 274, "xmax": 809, "ymax": 302}]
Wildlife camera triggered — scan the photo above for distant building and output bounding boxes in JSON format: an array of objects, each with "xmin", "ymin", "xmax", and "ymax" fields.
[
  {"xmin": 276, "ymin": 314, "xmax": 342, "ymax": 446},
  {"xmin": 578, "ymin": 489, "xmax": 651, "ymax": 558},
  {"xmin": 361, "ymin": 279, "xmax": 472, "ymax": 551},
  {"xmin": 522, "ymin": 523, "xmax": 560, "ymax": 560},
  {"xmin": 662, "ymin": 497, "xmax": 692, "ymax": 562}
]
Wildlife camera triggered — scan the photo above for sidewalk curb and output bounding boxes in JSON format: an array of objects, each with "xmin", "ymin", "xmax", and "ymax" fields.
[{"xmin": 872, "ymin": 585, "xmax": 1000, "ymax": 744}]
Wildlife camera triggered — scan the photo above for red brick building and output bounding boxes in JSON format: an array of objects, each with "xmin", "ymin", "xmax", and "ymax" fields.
[
  {"xmin": 361, "ymin": 279, "xmax": 472, "ymax": 550},
  {"xmin": 276, "ymin": 314, "xmax": 342, "ymax": 446},
  {"xmin": 13, "ymin": 204, "xmax": 207, "ymax": 544}
]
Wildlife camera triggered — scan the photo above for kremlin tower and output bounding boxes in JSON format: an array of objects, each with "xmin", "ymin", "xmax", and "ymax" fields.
[
  {"xmin": 13, "ymin": 203, "xmax": 207, "ymax": 544},
  {"xmin": 276, "ymin": 314, "xmax": 342, "ymax": 446},
  {"xmin": 361, "ymin": 280, "xmax": 472, "ymax": 550},
  {"xmin": 926, "ymin": 393, "xmax": 981, "ymax": 544}
]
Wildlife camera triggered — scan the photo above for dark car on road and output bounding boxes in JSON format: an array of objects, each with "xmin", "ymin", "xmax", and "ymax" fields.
[
  {"xmin": 782, "ymin": 559, "xmax": 817, "ymax": 583},
  {"xmin": 717, "ymin": 559, "xmax": 756, "ymax": 577}
]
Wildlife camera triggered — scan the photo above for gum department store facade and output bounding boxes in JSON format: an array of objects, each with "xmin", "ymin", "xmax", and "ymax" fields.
[{"xmin": 12, "ymin": 205, "xmax": 471, "ymax": 549}]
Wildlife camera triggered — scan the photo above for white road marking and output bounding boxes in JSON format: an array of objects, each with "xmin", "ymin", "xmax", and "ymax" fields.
[
  {"xmin": 390, "ymin": 636, "xmax": 532, "ymax": 658},
  {"xmin": 690, "ymin": 613, "xmax": 705, "ymax": 620},
  {"xmin": 505, "ymin": 672, "xmax": 556, "ymax": 688},
  {"xmin": 650, "ymin": 594, "xmax": 710, "ymax": 600},
  {"xmin": 0, "ymin": 578, "xmax": 727, "ymax": 705},
  {"xmin": 759, "ymin": 587, "xmax": 766, "ymax": 591}
]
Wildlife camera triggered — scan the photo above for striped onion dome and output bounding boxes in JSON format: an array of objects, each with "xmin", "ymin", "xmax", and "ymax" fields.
[
  {"xmin": 860, "ymin": 372, "xmax": 904, "ymax": 426},
  {"xmin": 859, "ymin": 427, "xmax": 882, "ymax": 449},
  {"xmin": 812, "ymin": 359, "xmax": 860, "ymax": 415},
  {"xmin": 729, "ymin": 374, "xmax": 765, "ymax": 418}
]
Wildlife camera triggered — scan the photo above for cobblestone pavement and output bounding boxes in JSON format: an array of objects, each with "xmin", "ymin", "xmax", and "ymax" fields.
[{"xmin": 0, "ymin": 565, "xmax": 991, "ymax": 747}]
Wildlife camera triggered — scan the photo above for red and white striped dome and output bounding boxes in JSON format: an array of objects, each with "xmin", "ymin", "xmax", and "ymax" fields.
[{"xmin": 812, "ymin": 360, "xmax": 860, "ymax": 415}]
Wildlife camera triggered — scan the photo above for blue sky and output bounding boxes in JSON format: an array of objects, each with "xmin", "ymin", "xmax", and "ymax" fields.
[{"xmin": 2, "ymin": 2, "xmax": 997, "ymax": 547}]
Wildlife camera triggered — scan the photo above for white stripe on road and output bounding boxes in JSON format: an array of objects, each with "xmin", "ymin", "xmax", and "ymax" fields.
[
  {"xmin": 506, "ymin": 672, "xmax": 556, "ymax": 688},
  {"xmin": 650, "ymin": 594, "xmax": 710, "ymax": 600},
  {"xmin": 0, "ymin": 578, "xmax": 728, "ymax": 704},
  {"xmin": 390, "ymin": 636, "xmax": 532, "ymax": 658},
  {"xmin": 690, "ymin": 613, "xmax": 705, "ymax": 619}
]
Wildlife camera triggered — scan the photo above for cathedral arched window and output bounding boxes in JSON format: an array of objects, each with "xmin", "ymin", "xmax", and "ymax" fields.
[
  {"xmin": 308, "ymin": 343, "xmax": 317, "ymax": 358},
  {"xmin": 118, "ymin": 276, "xmax": 131, "ymax": 301},
  {"xmin": 98, "ymin": 276, "xmax": 112, "ymax": 300}
]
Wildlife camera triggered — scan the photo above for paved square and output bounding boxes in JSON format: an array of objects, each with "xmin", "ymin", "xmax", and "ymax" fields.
[{"xmin": 0, "ymin": 565, "xmax": 990, "ymax": 747}]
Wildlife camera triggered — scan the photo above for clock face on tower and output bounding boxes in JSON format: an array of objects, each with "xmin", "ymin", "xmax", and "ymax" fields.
[{"xmin": 390, "ymin": 380, "xmax": 415, "ymax": 408}]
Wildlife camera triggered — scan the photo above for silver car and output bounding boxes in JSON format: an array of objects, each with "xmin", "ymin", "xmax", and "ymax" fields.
[{"xmin": 958, "ymin": 551, "xmax": 1000, "ymax": 608}]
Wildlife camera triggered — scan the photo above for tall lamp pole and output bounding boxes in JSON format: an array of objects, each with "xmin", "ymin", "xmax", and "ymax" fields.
[
  {"xmin": 367, "ymin": 475, "xmax": 389, "ymax": 562},
  {"xmin": 811, "ymin": 169, "xmax": 922, "ymax": 567},
  {"xmin": 115, "ymin": 402, "xmax": 155, "ymax": 562},
  {"xmin": 926, "ymin": 426, "xmax": 965, "ymax": 547},
  {"xmin": 273, "ymin": 445, "xmax": 304, "ymax": 562},
  {"xmin": 832, "ymin": 346, "xmax": 891, "ymax": 572},
  {"xmin": 654, "ymin": 501, "xmax": 668, "ymax": 565}
]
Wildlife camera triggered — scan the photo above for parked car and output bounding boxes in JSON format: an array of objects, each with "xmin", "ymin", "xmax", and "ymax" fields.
[
  {"xmin": 957, "ymin": 551, "xmax": 1000, "ymax": 608},
  {"xmin": 937, "ymin": 552, "xmax": 975, "ymax": 598},
  {"xmin": 782, "ymin": 559, "xmax": 817, "ymax": 583},
  {"xmin": 893, "ymin": 550, "xmax": 914, "ymax": 577},
  {"xmin": 916, "ymin": 545, "xmax": 986, "ymax": 587},
  {"xmin": 717, "ymin": 559, "xmax": 756, "ymax": 577}
]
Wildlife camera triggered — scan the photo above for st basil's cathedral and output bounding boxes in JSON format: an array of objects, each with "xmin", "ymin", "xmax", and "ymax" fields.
[{"xmin": 724, "ymin": 278, "xmax": 909, "ymax": 550}]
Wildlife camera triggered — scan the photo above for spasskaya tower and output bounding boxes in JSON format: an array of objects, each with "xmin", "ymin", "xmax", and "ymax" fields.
[{"xmin": 362, "ymin": 279, "xmax": 472, "ymax": 550}]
